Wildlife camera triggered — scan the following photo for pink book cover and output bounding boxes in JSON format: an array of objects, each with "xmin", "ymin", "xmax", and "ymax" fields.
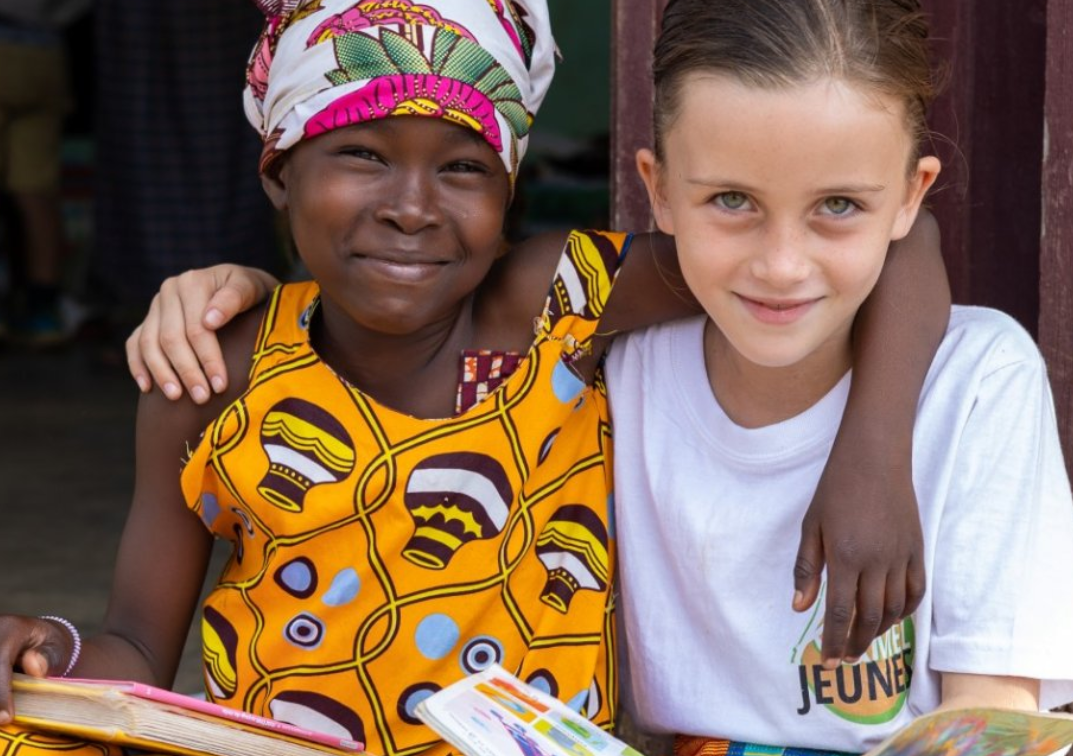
[{"xmin": 59, "ymin": 677, "xmax": 364, "ymax": 752}]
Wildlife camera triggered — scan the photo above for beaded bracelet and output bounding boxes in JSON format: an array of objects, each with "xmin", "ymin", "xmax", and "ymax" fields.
[{"xmin": 39, "ymin": 615, "xmax": 82, "ymax": 677}]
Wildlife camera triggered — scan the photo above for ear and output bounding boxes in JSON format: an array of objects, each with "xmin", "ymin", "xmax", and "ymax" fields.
[
  {"xmin": 635, "ymin": 148, "xmax": 675, "ymax": 235},
  {"xmin": 261, "ymin": 166, "xmax": 289, "ymax": 212},
  {"xmin": 891, "ymin": 155, "xmax": 941, "ymax": 240}
]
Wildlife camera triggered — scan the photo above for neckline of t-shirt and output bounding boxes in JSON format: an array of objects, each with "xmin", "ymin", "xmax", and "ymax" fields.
[{"xmin": 671, "ymin": 316, "xmax": 851, "ymax": 467}]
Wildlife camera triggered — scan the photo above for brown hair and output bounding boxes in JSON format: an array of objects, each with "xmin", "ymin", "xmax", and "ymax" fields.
[{"xmin": 652, "ymin": 0, "xmax": 935, "ymax": 163}]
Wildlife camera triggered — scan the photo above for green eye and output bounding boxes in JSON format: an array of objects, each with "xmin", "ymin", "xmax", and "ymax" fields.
[
  {"xmin": 823, "ymin": 197, "xmax": 855, "ymax": 215},
  {"xmin": 716, "ymin": 191, "xmax": 749, "ymax": 210}
]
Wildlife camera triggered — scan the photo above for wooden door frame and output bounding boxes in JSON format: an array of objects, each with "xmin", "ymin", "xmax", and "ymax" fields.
[{"xmin": 1040, "ymin": 0, "xmax": 1073, "ymax": 465}]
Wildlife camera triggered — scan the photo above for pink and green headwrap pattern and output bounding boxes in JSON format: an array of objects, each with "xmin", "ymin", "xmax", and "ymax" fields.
[{"xmin": 245, "ymin": 0, "xmax": 556, "ymax": 176}]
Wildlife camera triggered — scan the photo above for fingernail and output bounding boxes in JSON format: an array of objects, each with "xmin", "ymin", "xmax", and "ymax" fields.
[
  {"xmin": 211, "ymin": 376, "xmax": 225, "ymax": 393},
  {"xmin": 164, "ymin": 382, "xmax": 180, "ymax": 399},
  {"xmin": 792, "ymin": 590, "xmax": 803, "ymax": 607},
  {"xmin": 205, "ymin": 309, "xmax": 224, "ymax": 328},
  {"xmin": 822, "ymin": 658, "xmax": 841, "ymax": 670},
  {"xmin": 845, "ymin": 656, "xmax": 862, "ymax": 665},
  {"xmin": 136, "ymin": 376, "xmax": 151, "ymax": 393},
  {"xmin": 0, "ymin": 710, "xmax": 10, "ymax": 725},
  {"xmin": 191, "ymin": 386, "xmax": 209, "ymax": 404}
]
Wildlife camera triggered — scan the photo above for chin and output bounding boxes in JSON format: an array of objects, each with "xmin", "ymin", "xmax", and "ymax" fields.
[
  {"xmin": 741, "ymin": 351, "xmax": 811, "ymax": 370},
  {"xmin": 723, "ymin": 333, "xmax": 818, "ymax": 371}
]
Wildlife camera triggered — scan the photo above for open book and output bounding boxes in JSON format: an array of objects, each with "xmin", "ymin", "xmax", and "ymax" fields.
[
  {"xmin": 862, "ymin": 706, "xmax": 1073, "ymax": 756},
  {"xmin": 416, "ymin": 665, "xmax": 643, "ymax": 756},
  {"xmin": 416, "ymin": 665, "xmax": 1073, "ymax": 756},
  {"xmin": 10, "ymin": 673, "xmax": 364, "ymax": 756}
]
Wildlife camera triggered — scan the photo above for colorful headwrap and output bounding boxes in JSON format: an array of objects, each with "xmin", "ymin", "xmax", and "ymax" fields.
[{"xmin": 245, "ymin": 0, "xmax": 556, "ymax": 176}]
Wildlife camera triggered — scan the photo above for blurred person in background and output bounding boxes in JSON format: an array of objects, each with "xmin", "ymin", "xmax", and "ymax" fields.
[
  {"xmin": 0, "ymin": 0, "xmax": 88, "ymax": 345},
  {"xmin": 90, "ymin": 0, "xmax": 284, "ymax": 322}
]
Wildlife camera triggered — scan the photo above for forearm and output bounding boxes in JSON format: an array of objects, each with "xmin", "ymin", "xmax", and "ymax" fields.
[
  {"xmin": 939, "ymin": 672, "xmax": 1040, "ymax": 711},
  {"xmin": 843, "ymin": 210, "xmax": 949, "ymax": 459},
  {"xmin": 799, "ymin": 211, "xmax": 948, "ymax": 663},
  {"xmin": 77, "ymin": 391, "xmax": 218, "ymax": 688},
  {"xmin": 68, "ymin": 633, "xmax": 163, "ymax": 684}
]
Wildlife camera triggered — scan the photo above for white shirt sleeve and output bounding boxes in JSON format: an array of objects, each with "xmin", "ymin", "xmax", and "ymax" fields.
[{"xmin": 926, "ymin": 316, "xmax": 1073, "ymax": 709}]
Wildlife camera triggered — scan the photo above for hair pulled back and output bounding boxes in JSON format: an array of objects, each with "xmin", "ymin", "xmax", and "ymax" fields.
[{"xmin": 652, "ymin": 0, "xmax": 935, "ymax": 162}]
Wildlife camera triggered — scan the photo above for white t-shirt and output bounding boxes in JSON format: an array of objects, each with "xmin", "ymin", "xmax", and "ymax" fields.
[{"xmin": 606, "ymin": 306, "xmax": 1073, "ymax": 753}]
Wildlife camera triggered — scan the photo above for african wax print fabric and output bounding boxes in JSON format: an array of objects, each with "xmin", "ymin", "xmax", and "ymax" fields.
[
  {"xmin": 675, "ymin": 737, "xmax": 856, "ymax": 756},
  {"xmin": 456, "ymin": 349, "xmax": 522, "ymax": 414},
  {"xmin": 0, "ymin": 725, "xmax": 119, "ymax": 756},
  {"xmin": 245, "ymin": 0, "xmax": 555, "ymax": 176},
  {"xmin": 179, "ymin": 229, "xmax": 631, "ymax": 756}
]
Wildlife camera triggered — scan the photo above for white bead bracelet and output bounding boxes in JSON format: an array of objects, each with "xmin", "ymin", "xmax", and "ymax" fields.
[{"xmin": 39, "ymin": 615, "xmax": 82, "ymax": 677}]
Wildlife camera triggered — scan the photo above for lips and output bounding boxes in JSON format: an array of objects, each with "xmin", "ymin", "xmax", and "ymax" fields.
[
  {"xmin": 737, "ymin": 294, "xmax": 820, "ymax": 325},
  {"xmin": 353, "ymin": 250, "xmax": 448, "ymax": 266},
  {"xmin": 349, "ymin": 250, "xmax": 451, "ymax": 283}
]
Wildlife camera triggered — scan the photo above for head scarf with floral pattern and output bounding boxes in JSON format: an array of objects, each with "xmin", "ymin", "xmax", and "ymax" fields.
[{"xmin": 245, "ymin": 0, "xmax": 556, "ymax": 177}]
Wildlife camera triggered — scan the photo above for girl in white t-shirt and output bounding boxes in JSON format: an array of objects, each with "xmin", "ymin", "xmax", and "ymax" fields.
[{"xmin": 608, "ymin": 0, "xmax": 1073, "ymax": 753}]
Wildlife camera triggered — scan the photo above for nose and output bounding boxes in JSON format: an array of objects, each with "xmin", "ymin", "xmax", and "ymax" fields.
[
  {"xmin": 374, "ymin": 169, "xmax": 443, "ymax": 234},
  {"xmin": 751, "ymin": 219, "xmax": 811, "ymax": 286}
]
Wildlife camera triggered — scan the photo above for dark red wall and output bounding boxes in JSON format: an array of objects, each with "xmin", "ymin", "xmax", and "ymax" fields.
[{"xmin": 924, "ymin": 0, "xmax": 1048, "ymax": 331}]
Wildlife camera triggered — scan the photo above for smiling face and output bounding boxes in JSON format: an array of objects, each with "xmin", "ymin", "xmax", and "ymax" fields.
[
  {"xmin": 639, "ymin": 73, "xmax": 939, "ymax": 388},
  {"xmin": 264, "ymin": 116, "xmax": 511, "ymax": 340}
]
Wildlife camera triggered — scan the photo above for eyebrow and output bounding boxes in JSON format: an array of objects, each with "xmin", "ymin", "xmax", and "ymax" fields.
[
  {"xmin": 686, "ymin": 177, "xmax": 887, "ymax": 194},
  {"xmin": 817, "ymin": 184, "xmax": 887, "ymax": 194},
  {"xmin": 442, "ymin": 125, "xmax": 489, "ymax": 147},
  {"xmin": 351, "ymin": 119, "xmax": 488, "ymax": 147}
]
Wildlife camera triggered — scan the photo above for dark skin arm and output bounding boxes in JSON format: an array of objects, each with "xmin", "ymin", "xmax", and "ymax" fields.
[
  {"xmin": 0, "ymin": 390, "xmax": 212, "ymax": 722},
  {"xmin": 0, "ymin": 309, "xmax": 262, "ymax": 723},
  {"xmin": 125, "ymin": 213, "xmax": 949, "ymax": 664},
  {"xmin": 797, "ymin": 211, "xmax": 944, "ymax": 665}
]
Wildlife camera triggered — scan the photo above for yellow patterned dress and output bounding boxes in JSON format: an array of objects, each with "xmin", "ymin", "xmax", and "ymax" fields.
[
  {"xmin": 0, "ymin": 229, "xmax": 630, "ymax": 756},
  {"xmin": 184, "ymin": 230, "xmax": 629, "ymax": 756}
]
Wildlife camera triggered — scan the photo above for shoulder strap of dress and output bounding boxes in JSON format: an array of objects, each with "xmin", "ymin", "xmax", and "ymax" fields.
[
  {"xmin": 248, "ymin": 281, "xmax": 320, "ymax": 381},
  {"xmin": 534, "ymin": 229, "xmax": 632, "ymax": 357}
]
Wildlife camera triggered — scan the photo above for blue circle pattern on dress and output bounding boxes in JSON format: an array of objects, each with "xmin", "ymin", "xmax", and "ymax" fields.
[
  {"xmin": 526, "ymin": 669, "xmax": 557, "ymax": 697},
  {"xmin": 567, "ymin": 683, "xmax": 593, "ymax": 714},
  {"xmin": 284, "ymin": 612, "xmax": 325, "ymax": 650},
  {"xmin": 322, "ymin": 567, "xmax": 361, "ymax": 606},
  {"xmin": 276, "ymin": 557, "xmax": 317, "ymax": 598},
  {"xmin": 415, "ymin": 613, "xmax": 460, "ymax": 660},
  {"xmin": 551, "ymin": 361, "xmax": 585, "ymax": 403},
  {"xmin": 397, "ymin": 682, "xmax": 442, "ymax": 726},
  {"xmin": 200, "ymin": 493, "xmax": 220, "ymax": 527},
  {"xmin": 459, "ymin": 635, "xmax": 504, "ymax": 673}
]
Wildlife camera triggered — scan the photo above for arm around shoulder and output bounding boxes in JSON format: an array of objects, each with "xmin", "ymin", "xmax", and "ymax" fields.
[
  {"xmin": 796, "ymin": 209, "xmax": 949, "ymax": 664},
  {"xmin": 127, "ymin": 265, "xmax": 280, "ymax": 403}
]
